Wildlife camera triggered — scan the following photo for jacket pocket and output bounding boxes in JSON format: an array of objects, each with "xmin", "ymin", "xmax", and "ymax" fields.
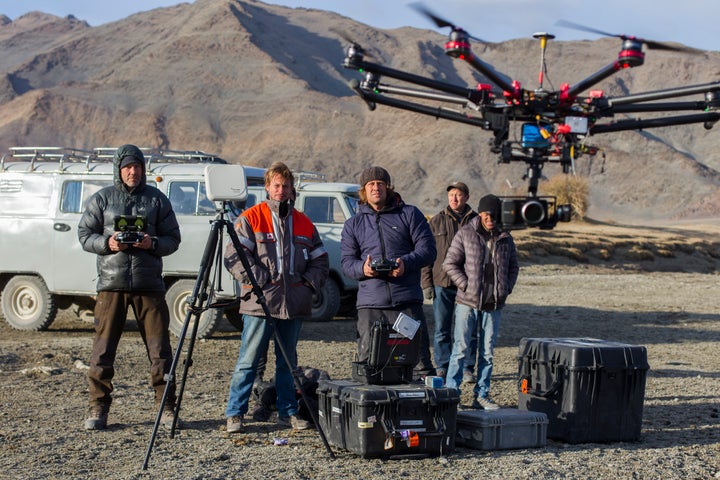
[
  {"xmin": 292, "ymin": 238, "xmax": 313, "ymax": 274},
  {"xmin": 286, "ymin": 283, "xmax": 313, "ymax": 317}
]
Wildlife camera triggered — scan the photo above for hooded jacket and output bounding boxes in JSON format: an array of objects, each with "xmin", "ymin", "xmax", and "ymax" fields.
[
  {"xmin": 77, "ymin": 144, "xmax": 181, "ymax": 292},
  {"xmin": 421, "ymin": 205, "xmax": 477, "ymax": 290},
  {"xmin": 224, "ymin": 197, "xmax": 329, "ymax": 319},
  {"xmin": 341, "ymin": 193, "xmax": 436, "ymax": 308},
  {"xmin": 442, "ymin": 216, "xmax": 519, "ymax": 311}
]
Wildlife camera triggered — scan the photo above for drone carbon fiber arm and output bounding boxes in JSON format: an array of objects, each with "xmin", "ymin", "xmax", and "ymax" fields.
[
  {"xmin": 348, "ymin": 79, "xmax": 494, "ymax": 130},
  {"xmin": 590, "ymin": 112, "xmax": 720, "ymax": 134},
  {"xmin": 344, "ymin": 54, "xmax": 492, "ymax": 104},
  {"xmin": 587, "ymin": 81, "xmax": 720, "ymax": 131}
]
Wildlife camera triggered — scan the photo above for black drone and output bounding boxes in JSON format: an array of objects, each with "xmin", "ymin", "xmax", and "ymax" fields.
[{"xmin": 341, "ymin": 4, "xmax": 720, "ymax": 229}]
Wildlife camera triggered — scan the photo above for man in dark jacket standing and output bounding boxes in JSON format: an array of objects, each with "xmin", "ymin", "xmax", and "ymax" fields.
[
  {"xmin": 421, "ymin": 182, "xmax": 477, "ymax": 381},
  {"xmin": 443, "ymin": 194, "xmax": 519, "ymax": 409},
  {"xmin": 341, "ymin": 166, "xmax": 436, "ymax": 378},
  {"xmin": 78, "ymin": 144, "xmax": 181, "ymax": 430}
]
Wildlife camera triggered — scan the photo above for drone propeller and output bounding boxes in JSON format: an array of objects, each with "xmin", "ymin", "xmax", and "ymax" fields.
[
  {"xmin": 409, "ymin": 2, "xmax": 486, "ymax": 43},
  {"xmin": 330, "ymin": 27, "xmax": 375, "ymax": 58},
  {"xmin": 555, "ymin": 20, "xmax": 699, "ymax": 53},
  {"xmin": 330, "ymin": 27, "xmax": 359, "ymax": 46}
]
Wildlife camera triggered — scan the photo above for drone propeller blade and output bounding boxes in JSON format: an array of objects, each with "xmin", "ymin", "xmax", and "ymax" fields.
[
  {"xmin": 409, "ymin": 2, "xmax": 486, "ymax": 42},
  {"xmin": 642, "ymin": 40, "xmax": 701, "ymax": 53},
  {"xmin": 330, "ymin": 27, "xmax": 375, "ymax": 58},
  {"xmin": 330, "ymin": 27, "xmax": 359, "ymax": 46},
  {"xmin": 555, "ymin": 20, "xmax": 617, "ymax": 39},
  {"xmin": 409, "ymin": 2, "xmax": 455, "ymax": 29},
  {"xmin": 556, "ymin": 19, "xmax": 700, "ymax": 53}
]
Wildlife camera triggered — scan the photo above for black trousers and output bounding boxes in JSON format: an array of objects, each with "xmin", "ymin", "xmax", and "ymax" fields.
[{"xmin": 356, "ymin": 303, "xmax": 435, "ymax": 377}]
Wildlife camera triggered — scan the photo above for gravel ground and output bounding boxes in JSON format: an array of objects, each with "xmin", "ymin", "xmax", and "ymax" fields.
[{"xmin": 1, "ymin": 263, "xmax": 719, "ymax": 479}]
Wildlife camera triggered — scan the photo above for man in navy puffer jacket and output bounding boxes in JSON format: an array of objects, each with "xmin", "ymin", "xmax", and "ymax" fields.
[{"xmin": 341, "ymin": 166, "xmax": 436, "ymax": 378}]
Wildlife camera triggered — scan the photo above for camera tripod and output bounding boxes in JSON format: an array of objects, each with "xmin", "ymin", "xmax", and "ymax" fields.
[{"xmin": 142, "ymin": 203, "xmax": 334, "ymax": 470}]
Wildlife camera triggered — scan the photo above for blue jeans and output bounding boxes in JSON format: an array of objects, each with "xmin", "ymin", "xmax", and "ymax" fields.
[
  {"xmin": 432, "ymin": 286, "xmax": 475, "ymax": 373},
  {"xmin": 225, "ymin": 315, "xmax": 302, "ymax": 418},
  {"xmin": 474, "ymin": 309, "xmax": 502, "ymax": 399},
  {"xmin": 446, "ymin": 305, "xmax": 501, "ymax": 398}
]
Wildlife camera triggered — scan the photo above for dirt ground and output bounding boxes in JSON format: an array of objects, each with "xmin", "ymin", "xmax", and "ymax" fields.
[{"xmin": 1, "ymin": 221, "xmax": 719, "ymax": 479}]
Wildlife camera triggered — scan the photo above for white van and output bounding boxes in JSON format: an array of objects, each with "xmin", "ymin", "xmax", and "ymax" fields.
[{"xmin": 0, "ymin": 147, "xmax": 358, "ymax": 338}]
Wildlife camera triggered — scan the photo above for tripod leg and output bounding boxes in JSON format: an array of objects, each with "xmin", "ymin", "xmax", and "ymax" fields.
[
  {"xmin": 224, "ymin": 223, "xmax": 336, "ymax": 459},
  {"xmin": 142, "ymin": 219, "xmax": 223, "ymax": 470}
]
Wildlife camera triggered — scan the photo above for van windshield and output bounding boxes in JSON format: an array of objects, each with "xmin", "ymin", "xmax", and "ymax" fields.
[{"xmin": 344, "ymin": 192, "xmax": 359, "ymax": 217}]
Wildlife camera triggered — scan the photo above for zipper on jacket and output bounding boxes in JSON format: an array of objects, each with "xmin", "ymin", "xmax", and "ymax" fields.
[
  {"xmin": 374, "ymin": 212, "xmax": 394, "ymax": 304},
  {"xmin": 375, "ymin": 212, "xmax": 390, "ymax": 261}
]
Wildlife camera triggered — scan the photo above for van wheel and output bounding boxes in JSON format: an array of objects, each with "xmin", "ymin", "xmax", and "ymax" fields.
[
  {"xmin": 1, "ymin": 276, "xmax": 57, "ymax": 330},
  {"xmin": 166, "ymin": 280, "xmax": 221, "ymax": 339},
  {"xmin": 310, "ymin": 278, "xmax": 341, "ymax": 322}
]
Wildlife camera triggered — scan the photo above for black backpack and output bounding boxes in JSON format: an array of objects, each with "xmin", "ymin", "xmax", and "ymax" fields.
[{"xmin": 251, "ymin": 367, "xmax": 330, "ymax": 423}]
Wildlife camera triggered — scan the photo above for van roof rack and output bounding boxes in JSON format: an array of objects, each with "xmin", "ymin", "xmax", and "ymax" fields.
[
  {"xmin": 2, "ymin": 146, "xmax": 227, "ymax": 172},
  {"xmin": 93, "ymin": 147, "xmax": 227, "ymax": 166},
  {"xmin": 2, "ymin": 147, "xmax": 96, "ymax": 172},
  {"xmin": 295, "ymin": 171, "xmax": 327, "ymax": 187}
]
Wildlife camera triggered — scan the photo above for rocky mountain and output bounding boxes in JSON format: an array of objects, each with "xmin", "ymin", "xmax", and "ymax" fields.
[{"xmin": 1, "ymin": 0, "xmax": 719, "ymax": 221}]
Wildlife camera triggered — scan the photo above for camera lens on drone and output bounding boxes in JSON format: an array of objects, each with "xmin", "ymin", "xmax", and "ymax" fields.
[
  {"xmin": 521, "ymin": 199, "xmax": 546, "ymax": 225},
  {"xmin": 557, "ymin": 204, "xmax": 573, "ymax": 222}
]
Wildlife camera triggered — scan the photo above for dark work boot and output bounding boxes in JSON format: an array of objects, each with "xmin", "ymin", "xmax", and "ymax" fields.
[{"xmin": 84, "ymin": 405, "xmax": 108, "ymax": 430}]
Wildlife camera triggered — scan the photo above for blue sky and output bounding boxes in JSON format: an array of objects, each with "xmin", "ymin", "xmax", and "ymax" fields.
[{"xmin": 3, "ymin": 0, "xmax": 718, "ymax": 52}]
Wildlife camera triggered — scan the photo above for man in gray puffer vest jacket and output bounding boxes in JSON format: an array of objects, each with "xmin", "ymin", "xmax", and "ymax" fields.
[
  {"xmin": 443, "ymin": 194, "xmax": 518, "ymax": 410},
  {"xmin": 78, "ymin": 144, "xmax": 181, "ymax": 431}
]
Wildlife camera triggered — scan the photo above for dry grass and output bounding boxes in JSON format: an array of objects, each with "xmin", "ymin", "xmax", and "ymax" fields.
[
  {"xmin": 512, "ymin": 220, "xmax": 720, "ymax": 273},
  {"xmin": 543, "ymin": 174, "xmax": 590, "ymax": 220}
]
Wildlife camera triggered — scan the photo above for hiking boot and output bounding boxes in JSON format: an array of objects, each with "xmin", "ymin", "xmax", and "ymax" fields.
[
  {"xmin": 277, "ymin": 414, "xmax": 310, "ymax": 430},
  {"xmin": 226, "ymin": 415, "xmax": 244, "ymax": 433},
  {"xmin": 251, "ymin": 404, "xmax": 272, "ymax": 422},
  {"xmin": 472, "ymin": 396, "xmax": 500, "ymax": 410},
  {"xmin": 462, "ymin": 371, "xmax": 477, "ymax": 384},
  {"xmin": 160, "ymin": 407, "xmax": 182, "ymax": 429},
  {"xmin": 84, "ymin": 406, "xmax": 108, "ymax": 431}
]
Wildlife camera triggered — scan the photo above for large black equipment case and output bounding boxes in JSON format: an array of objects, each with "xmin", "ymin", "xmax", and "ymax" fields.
[
  {"xmin": 517, "ymin": 337, "xmax": 649, "ymax": 444},
  {"xmin": 352, "ymin": 321, "xmax": 419, "ymax": 385},
  {"xmin": 317, "ymin": 379, "xmax": 459, "ymax": 458}
]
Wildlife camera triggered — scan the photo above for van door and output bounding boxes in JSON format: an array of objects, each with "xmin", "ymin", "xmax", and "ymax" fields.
[
  {"xmin": 52, "ymin": 179, "xmax": 111, "ymax": 294},
  {"xmin": 164, "ymin": 180, "xmax": 221, "ymax": 274},
  {"xmin": 1, "ymin": 173, "xmax": 56, "ymax": 283}
]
